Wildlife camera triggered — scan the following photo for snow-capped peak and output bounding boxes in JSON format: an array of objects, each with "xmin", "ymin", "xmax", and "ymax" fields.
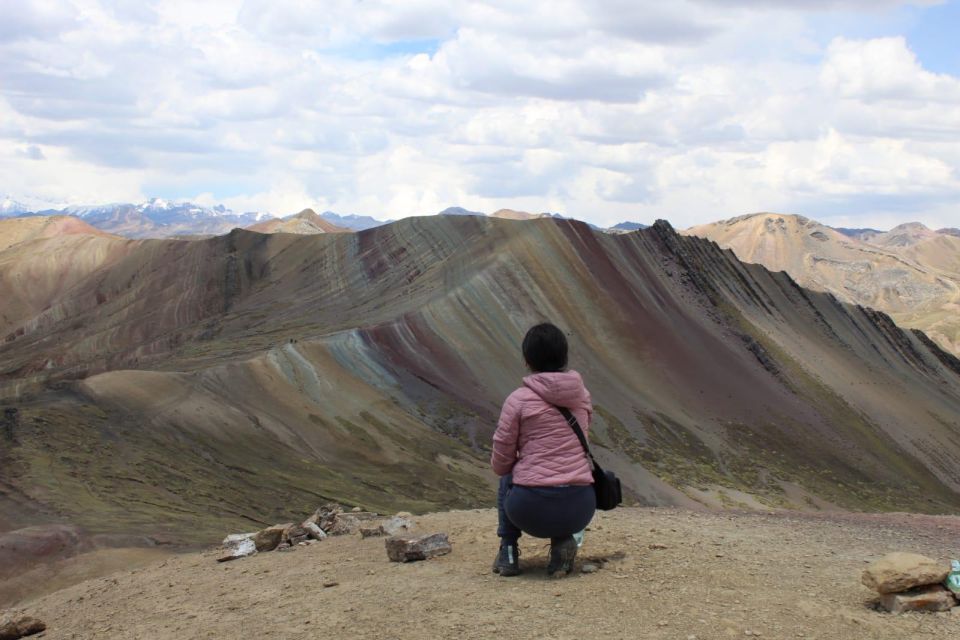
[
  {"xmin": 1, "ymin": 196, "xmax": 26, "ymax": 214},
  {"xmin": 0, "ymin": 193, "xmax": 72, "ymax": 216}
]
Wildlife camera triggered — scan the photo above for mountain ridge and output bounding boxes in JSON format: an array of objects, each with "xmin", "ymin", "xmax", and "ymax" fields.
[
  {"xmin": 684, "ymin": 211, "xmax": 960, "ymax": 357},
  {"xmin": 2, "ymin": 214, "xmax": 960, "ymax": 554}
]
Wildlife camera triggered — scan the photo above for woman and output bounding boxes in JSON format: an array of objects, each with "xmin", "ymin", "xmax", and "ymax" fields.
[{"xmin": 490, "ymin": 322, "xmax": 596, "ymax": 578}]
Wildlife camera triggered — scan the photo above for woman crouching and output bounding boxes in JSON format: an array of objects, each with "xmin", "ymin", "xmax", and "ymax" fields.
[{"xmin": 490, "ymin": 322, "xmax": 596, "ymax": 578}]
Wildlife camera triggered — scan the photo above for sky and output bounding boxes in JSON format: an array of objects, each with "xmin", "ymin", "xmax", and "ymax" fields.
[{"xmin": 1, "ymin": 0, "xmax": 959, "ymax": 229}]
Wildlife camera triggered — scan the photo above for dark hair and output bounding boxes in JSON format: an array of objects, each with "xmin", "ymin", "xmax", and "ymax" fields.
[{"xmin": 522, "ymin": 323, "xmax": 568, "ymax": 373}]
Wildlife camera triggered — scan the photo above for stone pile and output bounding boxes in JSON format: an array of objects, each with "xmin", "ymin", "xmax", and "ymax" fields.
[
  {"xmin": 861, "ymin": 552, "xmax": 958, "ymax": 614},
  {"xmin": 217, "ymin": 503, "xmax": 413, "ymax": 562}
]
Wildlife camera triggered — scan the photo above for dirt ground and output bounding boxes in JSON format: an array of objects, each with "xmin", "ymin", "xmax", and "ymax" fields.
[{"xmin": 8, "ymin": 507, "xmax": 960, "ymax": 639}]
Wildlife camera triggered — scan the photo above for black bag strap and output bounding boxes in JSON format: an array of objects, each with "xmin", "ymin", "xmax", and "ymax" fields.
[{"xmin": 556, "ymin": 406, "xmax": 599, "ymax": 470}]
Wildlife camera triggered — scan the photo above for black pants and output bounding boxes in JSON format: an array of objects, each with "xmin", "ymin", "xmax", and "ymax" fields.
[{"xmin": 496, "ymin": 474, "xmax": 596, "ymax": 544}]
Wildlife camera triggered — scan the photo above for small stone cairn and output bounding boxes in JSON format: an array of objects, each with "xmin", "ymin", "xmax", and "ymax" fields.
[
  {"xmin": 861, "ymin": 552, "xmax": 957, "ymax": 614},
  {"xmin": 217, "ymin": 503, "xmax": 425, "ymax": 562}
]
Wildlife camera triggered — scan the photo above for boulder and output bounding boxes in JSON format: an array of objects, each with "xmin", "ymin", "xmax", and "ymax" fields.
[
  {"xmin": 0, "ymin": 615, "xmax": 46, "ymax": 640},
  {"xmin": 217, "ymin": 538, "xmax": 257, "ymax": 562},
  {"xmin": 253, "ymin": 524, "xmax": 291, "ymax": 552},
  {"xmin": 879, "ymin": 585, "xmax": 956, "ymax": 614},
  {"xmin": 327, "ymin": 514, "xmax": 364, "ymax": 536},
  {"xmin": 302, "ymin": 522, "xmax": 327, "ymax": 540},
  {"xmin": 385, "ymin": 533, "xmax": 452, "ymax": 562},
  {"xmin": 382, "ymin": 516, "xmax": 412, "ymax": 536},
  {"xmin": 308, "ymin": 503, "xmax": 343, "ymax": 532},
  {"xmin": 861, "ymin": 553, "xmax": 949, "ymax": 594},
  {"xmin": 308, "ymin": 503, "xmax": 382, "ymax": 535},
  {"xmin": 282, "ymin": 524, "xmax": 310, "ymax": 545},
  {"xmin": 360, "ymin": 525, "xmax": 387, "ymax": 539}
]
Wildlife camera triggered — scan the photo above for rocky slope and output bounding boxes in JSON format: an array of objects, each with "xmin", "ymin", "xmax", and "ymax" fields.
[
  {"xmin": 8, "ymin": 507, "xmax": 960, "ymax": 638},
  {"xmin": 685, "ymin": 213, "xmax": 960, "ymax": 356},
  {"xmin": 1, "ymin": 214, "xmax": 960, "ymax": 557},
  {"xmin": 0, "ymin": 216, "xmax": 112, "ymax": 252}
]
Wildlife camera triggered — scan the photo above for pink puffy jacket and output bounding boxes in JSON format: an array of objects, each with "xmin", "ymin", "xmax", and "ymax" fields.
[{"xmin": 490, "ymin": 370, "xmax": 593, "ymax": 486}]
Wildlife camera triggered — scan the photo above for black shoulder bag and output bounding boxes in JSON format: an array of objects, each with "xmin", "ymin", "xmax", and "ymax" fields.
[{"xmin": 557, "ymin": 407, "xmax": 622, "ymax": 511}]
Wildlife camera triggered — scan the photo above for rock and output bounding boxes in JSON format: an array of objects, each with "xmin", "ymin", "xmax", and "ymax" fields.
[
  {"xmin": 0, "ymin": 615, "xmax": 46, "ymax": 639},
  {"xmin": 326, "ymin": 513, "xmax": 378, "ymax": 535},
  {"xmin": 879, "ymin": 585, "xmax": 956, "ymax": 614},
  {"xmin": 253, "ymin": 524, "xmax": 291, "ymax": 552},
  {"xmin": 581, "ymin": 563, "xmax": 599, "ymax": 574},
  {"xmin": 282, "ymin": 524, "xmax": 310, "ymax": 545},
  {"xmin": 302, "ymin": 522, "xmax": 327, "ymax": 540},
  {"xmin": 360, "ymin": 525, "xmax": 387, "ymax": 539},
  {"xmin": 351, "ymin": 506, "xmax": 362, "ymax": 512},
  {"xmin": 222, "ymin": 533, "xmax": 255, "ymax": 546},
  {"xmin": 382, "ymin": 516, "xmax": 412, "ymax": 535},
  {"xmin": 309, "ymin": 503, "xmax": 344, "ymax": 532},
  {"xmin": 385, "ymin": 533, "xmax": 452, "ymax": 562},
  {"xmin": 861, "ymin": 553, "xmax": 949, "ymax": 594},
  {"xmin": 649, "ymin": 543, "xmax": 668, "ymax": 550},
  {"xmin": 308, "ymin": 503, "xmax": 379, "ymax": 535},
  {"xmin": 327, "ymin": 514, "xmax": 361, "ymax": 536},
  {"xmin": 323, "ymin": 581, "xmax": 339, "ymax": 588},
  {"xmin": 217, "ymin": 538, "xmax": 257, "ymax": 562},
  {"xmin": 276, "ymin": 541, "xmax": 295, "ymax": 552}
]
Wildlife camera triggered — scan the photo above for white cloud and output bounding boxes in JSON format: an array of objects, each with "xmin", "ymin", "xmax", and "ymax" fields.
[
  {"xmin": 821, "ymin": 36, "xmax": 960, "ymax": 102},
  {"xmin": 0, "ymin": 0, "xmax": 958, "ymax": 229}
]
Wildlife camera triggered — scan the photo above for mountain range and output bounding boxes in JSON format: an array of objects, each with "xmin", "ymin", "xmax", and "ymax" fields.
[
  {"xmin": 2, "ymin": 213, "xmax": 959, "ymax": 558},
  {"xmin": 1, "ymin": 197, "xmax": 648, "ymax": 237},
  {"xmin": 685, "ymin": 213, "xmax": 960, "ymax": 357}
]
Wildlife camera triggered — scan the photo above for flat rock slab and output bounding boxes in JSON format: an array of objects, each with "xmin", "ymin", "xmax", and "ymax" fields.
[
  {"xmin": 217, "ymin": 538, "xmax": 257, "ymax": 562},
  {"xmin": 862, "ymin": 552, "xmax": 949, "ymax": 594},
  {"xmin": 879, "ymin": 585, "xmax": 957, "ymax": 614},
  {"xmin": 385, "ymin": 533, "xmax": 452, "ymax": 562},
  {"xmin": 0, "ymin": 616, "xmax": 46, "ymax": 640}
]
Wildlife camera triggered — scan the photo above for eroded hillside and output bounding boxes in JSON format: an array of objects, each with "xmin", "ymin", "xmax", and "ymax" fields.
[
  {"xmin": 2, "ymin": 215, "xmax": 960, "ymax": 549},
  {"xmin": 685, "ymin": 213, "xmax": 960, "ymax": 356}
]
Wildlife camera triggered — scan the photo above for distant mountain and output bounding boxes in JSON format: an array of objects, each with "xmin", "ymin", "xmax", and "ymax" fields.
[
  {"xmin": 685, "ymin": 212, "xmax": 960, "ymax": 356},
  {"xmin": 247, "ymin": 209, "xmax": 351, "ymax": 235},
  {"xmin": 489, "ymin": 208, "xmax": 544, "ymax": 220},
  {"xmin": 0, "ymin": 194, "xmax": 69, "ymax": 217},
  {"xmin": 609, "ymin": 221, "xmax": 648, "ymax": 232},
  {"xmin": 869, "ymin": 222, "xmax": 939, "ymax": 248},
  {"xmin": 318, "ymin": 211, "xmax": 386, "ymax": 231},
  {"xmin": 833, "ymin": 227, "xmax": 883, "ymax": 242},
  {"xmin": 438, "ymin": 206, "xmax": 484, "ymax": 217},
  {"xmin": 0, "ymin": 215, "xmax": 112, "ymax": 252},
  {"xmin": 836, "ymin": 222, "xmax": 957, "ymax": 247},
  {"xmin": 0, "ymin": 198, "xmax": 274, "ymax": 238},
  {"xmin": 0, "ymin": 196, "xmax": 30, "ymax": 216}
]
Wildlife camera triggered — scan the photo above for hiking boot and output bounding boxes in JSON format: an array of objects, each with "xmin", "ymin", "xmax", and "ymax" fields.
[
  {"xmin": 491, "ymin": 543, "xmax": 521, "ymax": 576},
  {"xmin": 547, "ymin": 536, "xmax": 577, "ymax": 578}
]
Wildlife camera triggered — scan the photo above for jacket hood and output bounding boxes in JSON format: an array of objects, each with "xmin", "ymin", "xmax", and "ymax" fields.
[{"xmin": 523, "ymin": 370, "xmax": 589, "ymax": 408}]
